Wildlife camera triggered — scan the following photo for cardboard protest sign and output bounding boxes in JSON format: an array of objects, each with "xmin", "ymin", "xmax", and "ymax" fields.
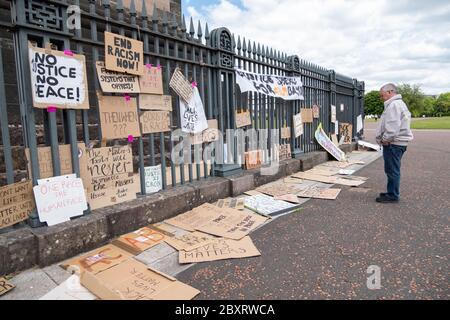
[
  {"xmin": 281, "ymin": 127, "xmax": 291, "ymax": 139},
  {"xmin": 61, "ymin": 244, "xmax": 132, "ymax": 275},
  {"xmin": 306, "ymin": 168, "xmax": 339, "ymax": 177},
  {"xmin": 340, "ymin": 123, "xmax": 353, "ymax": 145},
  {"xmin": 339, "ymin": 169, "xmax": 356, "ymax": 175},
  {"xmin": 143, "ymin": 165, "xmax": 162, "ymax": 194},
  {"xmin": 331, "ymin": 105, "xmax": 337, "ymax": 122},
  {"xmin": 0, "ymin": 277, "xmax": 15, "ymax": 296},
  {"xmin": 33, "ymin": 175, "xmax": 87, "ymax": 226},
  {"xmin": 331, "ymin": 134, "xmax": 339, "ymax": 147},
  {"xmin": 179, "ymin": 236, "xmax": 261, "ymax": 264},
  {"xmin": 139, "ymin": 66, "xmax": 163, "ymax": 94},
  {"xmin": 39, "ymin": 275, "xmax": 97, "ymax": 300},
  {"xmin": 81, "ymin": 258, "xmax": 200, "ymax": 300},
  {"xmin": 97, "ymin": 94, "xmax": 141, "ymax": 140},
  {"xmin": 293, "ymin": 171, "xmax": 365, "ymax": 187},
  {"xmin": 104, "ymin": 31, "xmax": 143, "ymax": 75},
  {"xmin": 165, "ymin": 203, "xmax": 224, "ymax": 232},
  {"xmin": 96, "ymin": 61, "xmax": 140, "ymax": 93},
  {"xmin": 112, "ymin": 226, "xmax": 173, "ymax": 255},
  {"xmin": 284, "ymin": 177, "xmax": 303, "ymax": 184},
  {"xmin": 274, "ymin": 194, "xmax": 300, "ymax": 203},
  {"xmin": 358, "ymin": 140, "xmax": 381, "ymax": 151},
  {"xmin": 28, "ymin": 44, "xmax": 89, "ymax": 109},
  {"xmin": 297, "ymin": 187, "xmax": 341, "ymax": 200},
  {"xmin": 321, "ymin": 161, "xmax": 353, "ymax": 169},
  {"xmin": 140, "ymin": 111, "xmax": 171, "ymax": 134},
  {"xmin": 315, "ymin": 123, "xmax": 346, "ymax": 161},
  {"xmin": 278, "ymin": 144, "xmax": 292, "ymax": 161},
  {"xmin": 293, "ymin": 113, "xmax": 303, "ymax": 138},
  {"xmin": 244, "ymin": 194, "xmax": 299, "ymax": 216},
  {"xmin": 164, "ymin": 231, "xmax": 216, "ymax": 252},
  {"xmin": 245, "ymin": 150, "xmax": 263, "ymax": 170},
  {"xmin": 300, "ymin": 108, "xmax": 313, "ymax": 123},
  {"xmin": 201, "ymin": 119, "xmax": 220, "ymax": 143},
  {"xmin": 256, "ymin": 182, "xmax": 305, "ymax": 197},
  {"xmin": 236, "ymin": 68, "xmax": 304, "ymax": 100},
  {"xmin": 0, "ymin": 180, "xmax": 35, "ymax": 229},
  {"xmin": 215, "ymin": 198, "xmax": 245, "ymax": 211},
  {"xmin": 179, "ymin": 87, "xmax": 208, "ymax": 134},
  {"xmin": 243, "ymin": 190, "xmax": 264, "ymax": 196},
  {"xmin": 139, "ymin": 94, "xmax": 172, "ymax": 111},
  {"xmin": 312, "ymin": 105, "xmax": 320, "ymax": 118},
  {"xmin": 169, "ymin": 68, "xmax": 193, "ymax": 103},
  {"xmin": 235, "ymin": 110, "xmax": 252, "ymax": 128}
]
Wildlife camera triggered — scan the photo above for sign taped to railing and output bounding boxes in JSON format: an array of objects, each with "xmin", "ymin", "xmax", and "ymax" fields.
[
  {"xmin": 96, "ymin": 61, "xmax": 140, "ymax": 93},
  {"xmin": 235, "ymin": 68, "xmax": 304, "ymax": 100},
  {"xmin": 315, "ymin": 123, "xmax": 346, "ymax": 161},
  {"xmin": 104, "ymin": 32, "xmax": 143, "ymax": 76}
]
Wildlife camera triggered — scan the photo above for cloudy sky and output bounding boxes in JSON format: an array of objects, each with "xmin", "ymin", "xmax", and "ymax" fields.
[{"xmin": 182, "ymin": 0, "xmax": 450, "ymax": 94}]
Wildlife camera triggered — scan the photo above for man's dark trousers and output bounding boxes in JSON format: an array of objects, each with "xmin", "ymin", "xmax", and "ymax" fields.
[{"xmin": 383, "ymin": 144, "xmax": 407, "ymax": 200}]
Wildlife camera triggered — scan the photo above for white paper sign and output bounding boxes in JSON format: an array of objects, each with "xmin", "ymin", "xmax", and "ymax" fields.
[
  {"xmin": 331, "ymin": 105, "xmax": 337, "ymax": 123},
  {"xmin": 293, "ymin": 113, "xmax": 303, "ymax": 138},
  {"xmin": 144, "ymin": 165, "xmax": 162, "ymax": 194},
  {"xmin": 340, "ymin": 104, "xmax": 345, "ymax": 112},
  {"xmin": 245, "ymin": 194, "xmax": 298, "ymax": 216},
  {"xmin": 315, "ymin": 123, "xmax": 346, "ymax": 161},
  {"xmin": 358, "ymin": 140, "xmax": 381, "ymax": 151},
  {"xmin": 33, "ymin": 175, "xmax": 87, "ymax": 226},
  {"xmin": 335, "ymin": 120, "xmax": 339, "ymax": 135},
  {"xmin": 357, "ymin": 115, "xmax": 363, "ymax": 133},
  {"xmin": 179, "ymin": 87, "xmax": 208, "ymax": 134}
]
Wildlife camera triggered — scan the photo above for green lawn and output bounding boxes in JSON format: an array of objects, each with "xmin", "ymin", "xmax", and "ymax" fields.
[{"xmin": 411, "ymin": 117, "xmax": 450, "ymax": 130}]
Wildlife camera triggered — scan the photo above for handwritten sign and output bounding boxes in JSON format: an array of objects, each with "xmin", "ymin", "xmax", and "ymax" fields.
[
  {"xmin": 95, "ymin": 61, "xmax": 140, "ymax": 93},
  {"xmin": 28, "ymin": 44, "xmax": 89, "ymax": 109},
  {"xmin": 301, "ymin": 108, "xmax": 313, "ymax": 123},
  {"xmin": 33, "ymin": 175, "xmax": 87, "ymax": 226},
  {"xmin": 169, "ymin": 68, "xmax": 193, "ymax": 103},
  {"xmin": 235, "ymin": 110, "xmax": 252, "ymax": 128},
  {"xmin": 281, "ymin": 127, "xmax": 291, "ymax": 139},
  {"xmin": 313, "ymin": 105, "xmax": 320, "ymax": 118},
  {"xmin": 293, "ymin": 113, "xmax": 303, "ymax": 137},
  {"xmin": 139, "ymin": 66, "xmax": 163, "ymax": 94},
  {"xmin": 143, "ymin": 165, "xmax": 162, "ymax": 194},
  {"xmin": 278, "ymin": 144, "xmax": 291, "ymax": 161},
  {"xmin": 104, "ymin": 31, "xmax": 143, "ymax": 75},
  {"xmin": 0, "ymin": 180, "xmax": 35, "ymax": 229},
  {"xmin": 139, "ymin": 94, "xmax": 172, "ymax": 111},
  {"xmin": 113, "ymin": 225, "xmax": 172, "ymax": 255},
  {"xmin": 245, "ymin": 150, "xmax": 263, "ymax": 170},
  {"xmin": 97, "ymin": 93, "xmax": 141, "ymax": 140},
  {"xmin": 179, "ymin": 87, "xmax": 208, "ymax": 134},
  {"xmin": 245, "ymin": 194, "xmax": 298, "ymax": 216},
  {"xmin": 340, "ymin": 123, "xmax": 352, "ymax": 145},
  {"xmin": 236, "ymin": 68, "xmax": 304, "ymax": 100},
  {"xmin": 216, "ymin": 198, "xmax": 245, "ymax": 211},
  {"xmin": 331, "ymin": 105, "xmax": 337, "ymax": 122},
  {"xmin": 165, "ymin": 231, "xmax": 216, "ymax": 252},
  {"xmin": 0, "ymin": 277, "xmax": 15, "ymax": 296},
  {"xmin": 140, "ymin": 111, "xmax": 171, "ymax": 134},
  {"xmin": 315, "ymin": 123, "xmax": 346, "ymax": 161}
]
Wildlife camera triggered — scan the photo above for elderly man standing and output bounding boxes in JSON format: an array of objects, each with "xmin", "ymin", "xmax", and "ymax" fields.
[{"xmin": 375, "ymin": 84, "xmax": 414, "ymax": 203}]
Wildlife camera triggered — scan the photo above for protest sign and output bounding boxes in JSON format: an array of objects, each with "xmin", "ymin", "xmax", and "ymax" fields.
[
  {"xmin": 97, "ymin": 94, "xmax": 141, "ymax": 140},
  {"xmin": 179, "ymin": 87, "xmax": 208, "ymax": 134},
  {"xmin": 293, "ymin": 113, "xmax": 303, "ymax": 137},
  {"xmin": 315, "ymin": 123, "xmax": 346, "ymax": 161},
  {"xmin": 0, "ymin": 277, "xmax": 15, "ymax": 296},
  {"xmin": 358, "ymin": 140, "xmax": 381, "ymax": 151},
  {"xmin": 179, "ymin": 236, "xmax": 261, "ymax": 264},
  {"xmin": 281, "ymin": 127, "xmax": 291, "ymax": 139},
  {"xmin": 339, "ymin": 169, "xmax": 356, "ymax": 175},
  {"xmin": 236, "ymin": 68, "xmax": 304, "ymax": 100},
  {"xmin": 104, "ymin": 31, "xmax": 143, "ymax": 75},
  {"xmin": 113, "ymin": 226, "xmax": 172, "ymax": 255},
  {"xmin": 0, "ymin": 180, "xmax": 35, "ymax": 229},
  {"xmin": 297, "ymin": 187, "xmax": 341, "ymax": 200},
  {"xmin": 357, "ymin": 114, "xmax": 363, "ymax": 133},
  {"xmin": 331, "ymin": 105, "xmax": 337, "ymax": 122},
  {"xmin": 301, "ymin": 108, "xmax": 313, "ymax": 123},
  {"xmin": 28, "ymin": 44, "xmax": 89, "ymax": 109},
  {"xmin": 245, "ymin": 194, "xmax": 299, "ymax": 216},
  {"xmin": 256, "ymin": 181, "xmax": 305, "ymax": 197},
  {"xmin": 139, "ymin": 66, "xmax": 164, "ymax": 94},
  {"xmin": 340, "ymin": 123, "xmax": 353, "ymax": 145},
  {"xmin": 293, "ymin": 171, "xmax": 365, "ymax": 187},
  {"xmin": 33, "ymin": 175, "xmax": 87, "ymax": 226},
  {"xmin": 165, "ymin": 203, "xmax": 224, "ymax": 232},
  {"xmin": 81, "ymin": 259, "xmax": 200, "ymax": 300},
  {"xmin": 139, "ymin": 94, "xmax": 172, "ymax": 111},
  {"xmin": 169, "ymin": 68, "xmax": 193, "ymax": 103},
  {"xmin": 165, "ymin": 231, "xmax": 216, "ymax": 252},
  {"xmin": 331, "ymin": 134, "xmax": 339, "ymax": 147},
  {"xmin": 140, "ymin": 111, "xmax": 171, "ymax": 134},
  {"xmin": 235, "ymin": 110, "xmax": 252, "ymax": 128},
  {"xmin": 201, "ymin": 119, "xmax": 220, "ymax": 143},
  {"xmin": 215, "ymin": 198, "xmax": 245, "ymax": 211},
  {"xmin": 278, "ymin": 144, "xmax": 292, "ymax": 161},
  {"xmin": 312, "ymin": 105, "xmax": 320, "ymax": 118},
  {"xmin": 245, "ymin": 150, "xmax": 263, "ymax": 170},
  {"xmin": 39, "ymin": 275, "xmax": 96, "ymax": 300},
  {"xmin": 274, "ymin": 194, "xmax": 300, "ymax": 203},
  {"xmin": 95, "ymin": 61, "xmax": 140, "ymax": 93},
  {"xmin": 143, "ymin": 165, "xmax": 162, "ymax": 194}
]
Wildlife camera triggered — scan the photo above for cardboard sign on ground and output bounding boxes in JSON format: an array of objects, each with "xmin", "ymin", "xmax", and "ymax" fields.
[
  {"xmin": 143, "ymin": 165, "xmax": 162, "ymax": 194},
  {"xmin": 215, "ymin": 198, "xmax": 245, "ymax": 211},
  {"xmin": 139, "ymin": 66, "xmax": 163, "ymax": 94},
  {"xmin": 283, "ymin": 177, "xmax": 303, "ymax": 184},
  {"xmin": 331, "ymin": 105, "xmax": 337, "ymax": 122},
  {"xmin": 297, "ymin": 187, "xmax": 341, "ymax": 200},
  {"xmin": 61, "ymin": 244, "xmax": 132, "ymax": 275},
  {"xmin": 112, "ymin": 226, "xmax": 174, "ymax": 255},
  {"xmin": 140, "ymin": 111, "xmax": 171, "ymax": 134},
  {"xmin": 104, "ymin": 31, "xmax": 143, "ymax": 76},
  {"xmin": 331, "ymin": 134, "xmax": 339, "ymax": 147},
  {"xmin": 97, "ymin": 94, "xmax": 141, "ymax": 140},
  {"xmin": 301, "ymin": 108, "xmax": 313, "ymax": 123},
  {"xmin": 243, "ymin": 190, "xmax": 263, "ymax": 196},
  {"xmin": 235, "ymin": 110, "xmax": 252, "ymax": 128},
  {"xmin": 95, "ymin": 61, "xmax": 140, "ymax": 93},
  {"xmin": 139, "ymin": 94, "xmax": 172, "ymax": 111},
  {"xmin": 28, "ymin": 44, "xmax": 89, "ymax": 109},
  {"xmin": 339, "ymin": 169, "xmax": 356, "ymax": 175},
  {"xmin": 278, "ymin": 144, "xmax": 292, "ymax": 161},
  {"xmin": 0, "ymin": 277, "xmax": 15, "ymax": 296},
  {"xmin": 201, "ymin": 119, "xmax": 220, "ymax": 143},
  {"xmin": 293, "ymin": 113, "xmax": 303, "ymax": 137},
  {"xmin": 244, "ymin": 194, "xmax": 299, "ymax": 216},
  {"xmin": 312, "ymin": 105, "xmax": 320, "ymax": 118},
  {"xmin": 81, "ymin": 258, "xmax": 200, "ymax": 300},
  {"xmin": 256, "ymin": 182, "xmax": 305, "ymax": 197},
  {"xmin": 0, "ymin": 180, "xmax": 35, "ymax": 229},
  {"xmin": 358, "ymin": 140, "xmax": 381, "ymax": 151},
  {"xmin": 39, "ymin": 275, "xmax": 97, "ymax": 300},
  {"xmin": 293, "ymin": 171, "xmax": 366, "ymax": 187},
  {"xmin": 179, "ymin": 236, "xmax": 261, "ymax": 264},
  {"xmin": 164, "ymin": 231, "xmax": 216, "ymax": 252},
  {"xmin": 281, "ymin": 127, "xmax": 291, "ymax": 139},
  {"xmin": 169, "ymin": 67, "xmax": 193, "ymax": 103},
  {"xmin": 274, "ymin": 194, "xmax": 300, "ymax": 203},
  {"xmin": 340, "ymin": 123, "xmax": 353, "ymax": 145},
  {"xmin": 165, "ymin": 203, "xmax": 224, "ymax": 232},
  {"xmin": 306, "ymin": 168, "xmax": 339, "ymax": 177}
]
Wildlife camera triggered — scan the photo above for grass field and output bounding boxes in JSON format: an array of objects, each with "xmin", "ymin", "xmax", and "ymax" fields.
[{"xmin": 365, "ymin": 117, "xmax": 450, "ymax": 129}]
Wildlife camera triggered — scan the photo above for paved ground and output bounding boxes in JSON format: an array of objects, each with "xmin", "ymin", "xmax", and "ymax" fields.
[{"xmin": 176, "ymin": 125, "xmax": 450, "ymax": 299}]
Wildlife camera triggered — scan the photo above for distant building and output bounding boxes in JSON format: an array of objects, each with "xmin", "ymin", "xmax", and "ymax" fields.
[{"xmin": 118, "ymin": 0, "xmax": 181, "ymax": 21}]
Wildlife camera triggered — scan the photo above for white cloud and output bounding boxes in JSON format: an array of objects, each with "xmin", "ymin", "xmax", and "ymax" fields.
[{"xmin": 187, "ymin": 0, "xmax": 450, "ymax": 94}]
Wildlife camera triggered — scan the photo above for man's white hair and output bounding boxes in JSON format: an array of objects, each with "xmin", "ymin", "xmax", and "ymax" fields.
[{"xmin": 380, "ymin": 83, "xmax": 398, "ymax": 93}]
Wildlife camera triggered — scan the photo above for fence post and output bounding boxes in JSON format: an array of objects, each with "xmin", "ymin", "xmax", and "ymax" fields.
[
  {"xmin": 329, "ymin": 70, "xmax": 337, "ymax": 136},
  {"xmin": 287, "ymin": 55, "xmax": 303, "ymax": 158}
]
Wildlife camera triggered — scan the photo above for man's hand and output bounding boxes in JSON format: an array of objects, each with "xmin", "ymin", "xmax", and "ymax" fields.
[{"xmin": 381, "ymin": 140, "xmax": 390, "ymax": 146}]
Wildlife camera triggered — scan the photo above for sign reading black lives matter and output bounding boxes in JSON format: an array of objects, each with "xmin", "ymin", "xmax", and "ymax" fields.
[
  {"xmin": 235, "ymin": 68, "xmax": 304, "ymax": 101},
  {"xmin": 104, "ymin": 32, "xmax": 144, "ymax": 76},
  {"xmin": 28, "ymin": 44, "xmax": 89, "ymax": 109}
]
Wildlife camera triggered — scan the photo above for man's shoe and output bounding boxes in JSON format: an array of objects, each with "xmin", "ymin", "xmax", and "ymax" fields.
[
  {"xmin": 379, "ymin": 193, "xmax": 388, "ymax": 197},
  {"xmin": 376, "ymin": 195, "xmax": 399, "ymax": 203}
]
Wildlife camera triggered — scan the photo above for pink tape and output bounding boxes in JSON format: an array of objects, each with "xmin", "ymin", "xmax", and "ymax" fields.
[
  {"xmin": 146, "ymin": 63, "xmax": 153, "ymax": 69},
  {"xmin": 47, "ymin": 106, "xmax": 57, "ymax": 113},
  {"xmin": 124, "ymin": 95, "xmax": 131, "ymax": 101},
  {"xmin": 63, "ymin": 49, "xmax": 74, "ymax": 56},
  {"xmin": 191, "ymin": 81, "xmax": 197, "ymax": 88},
  {"xmin": 157, "ymin": 64, "xmax": 162, "ymax": 70},
  {"xmin": 128, "ymin": 135, "xmax": 134, "ymax": 143}
]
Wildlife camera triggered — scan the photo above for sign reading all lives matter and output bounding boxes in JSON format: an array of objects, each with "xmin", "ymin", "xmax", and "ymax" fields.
[
  {"xmin": 104, "ymin": 31, "xmax": 143, "ymax": 76},
  {"xmin": 0, "ymin": 180, "xmax": 35, "ymax": 229},
  {"xmin": 28, "ymin": 44, "xmax": 89, "ymax": 109},
  {"xmin": 96, "ymin": 61, "xmax": 140, "ymax": 93}
]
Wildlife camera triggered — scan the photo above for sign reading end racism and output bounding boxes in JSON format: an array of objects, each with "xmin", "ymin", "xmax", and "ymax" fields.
[{"xmin": 104, "ymin": 32, "xmax": 143, "ymax": 76}]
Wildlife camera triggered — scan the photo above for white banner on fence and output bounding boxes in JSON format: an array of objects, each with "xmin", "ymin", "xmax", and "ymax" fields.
[
  {"xmin": 357, "ymin": 115, "xmax": 363, "ymax": 133},
  {"xmin": 179, "ymin": 87, "xmax": 208, "ymax": 134},
  {"xmin": 315, "ymin": 123, "xmax": 346, "ymax": 161},
  {"xmin": 235, "ymin": 68, "xmax": 304, "ymax": 100},
  {"xmin": 143, "ymin": 165, "xmax": 162, "ymax": 194}
]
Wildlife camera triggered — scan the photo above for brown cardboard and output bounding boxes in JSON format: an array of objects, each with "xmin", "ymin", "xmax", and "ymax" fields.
[
  {"xmin": 293, "ymin": 113, "xmax": 303, "ymax": 137},
  {"xmin": 113, "ymin": 226, "xmax": 174, "ymax": 255},
  {"xmin": 97, "ymin": 93, "xmax": 141, "ymax": 140},
  {"xmin": 0, "ymin": 277, "xmax": 15, "ymax": 296},
  {"xmin": 80, "ymin": 258, "xmax": 200, "ymax": 300},
  {"xmin": 278, "ymin": 144, "xmax": 292, "ymax": 161},
  {"xmin": 245, "ymin": 150, "xmax": 263, "ymax": 170},
  {"xmin": 179, "ymin": 236, "xmax": 261, "ymax": 264},
  {"xmin": 0, "ymin": 188, "xmax": 35, "ymax": 228},
  {"xmin": 169, "ymin": 68, "xmax": 193, "ymax": 103},
  {"xmin": 215, "ymin": 198, "xmax": 245, "ymax": 211},
  {"xmin": 165, "ymin": 203, "xmax": 224, "ymax": 232},
  {"xmin": 280, "ymin": 127, "xmax": 291, "ymax": 139},
  {"xmin": 297, "ymin": 187, "xmax": 341, "ymax": 200},
  {"xmin": 340, "ymin": 123, "xmax": 353, "ymax": 145},
  {"xmin": 301, "ymin": 108, "xmax": 313, "ymax": 123},
  {"xmin": 312, "ymin": 105, "xmax": 320, "ymax": 118},
  {"xmin": 293, "ymin": 172, "xmax": 365, "ymax": 187},
  {"xmin": 139, "ymin": 94, "xmax": 172, "ymax": 111},
  {"xmin": 284, "ymin": 177, "xmax": 303, "ymax": 184},
  {"xmin": 61, "ymin": 244, "xmax": 132, "ymax": 275},
  {"xmin": 306, "ymin": 168, "xmax": 338, "ymax": 177},
  {"xmin": 256, "ymin": 182, "xmax": 305, "ymax": 197},
  {"xmin": 202, "ymin": 119, "xmax": 220, "ymax": 143},
  {"xmin": 140, "ymin": 111, "xmax": 171, "ymax": 134},
  {"xmin": 235, "ymin": 110, "xmax": 252, "ymax": 128},
  {"xmin": 164, "ymin": 231, "xmax": 216, "ymax": 252},
  {"xmin": 95, "ymin": 61, "xmax": 140, "ymax": 93},
  {"xmin": 139, "ymin": 66, "xmax": 164, "ymax": 94},
  {"xmin": 243, "ymin": 190, "xmax": 263, "ymax": 196},
  {"xmin": 331, "ymin": 134, "xmax": 339, "ymax": 147},
  {"xmin": 0, "ymin": 180, "xmax": 34, "ymax": 208},
  {"xmin": 104, "ymin": 32, "xmax": 144, "ymax": 76},
  {"xmin": 274, "ymin": 194, "xmax": 300, "ymax": 203}
]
